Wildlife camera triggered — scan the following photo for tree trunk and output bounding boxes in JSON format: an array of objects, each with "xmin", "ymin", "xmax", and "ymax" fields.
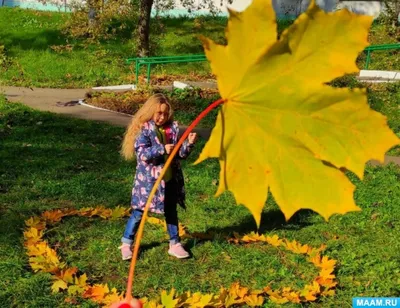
[
  {"xmin": 138, "ymin": 0, "xmax": 154, "ymax": 57},
  {"xmin": 87, "ymin": 0, "xmax": 97, "ymax": 31}
]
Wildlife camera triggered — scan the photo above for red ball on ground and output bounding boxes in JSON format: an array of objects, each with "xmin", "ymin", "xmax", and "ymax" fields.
[{"xmin": 111, "ymin": 298, "xmax": 143, "ymax": 308}]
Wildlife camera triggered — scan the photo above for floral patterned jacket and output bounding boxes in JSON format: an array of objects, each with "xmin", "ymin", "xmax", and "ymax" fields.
[{"xmin": 131, "ymin": 120, "xmax": 194, "ymax": 214}]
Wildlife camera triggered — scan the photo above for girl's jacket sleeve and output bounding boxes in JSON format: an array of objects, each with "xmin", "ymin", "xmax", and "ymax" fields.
[
  {"xmin": 135, "ymin": 126, "xmax": 165, "ymax": 162},
  {"xmin": 175, "ymin": 124, "xmax": 194, "ymax": 159}
]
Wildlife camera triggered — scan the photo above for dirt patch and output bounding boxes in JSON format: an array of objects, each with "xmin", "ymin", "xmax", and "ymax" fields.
[
  {"xmin": 84, "ymin": 87, "xmax": 220, "ymax": 116},
  {"xmin": 127, "ymin": 72, "xmax": 216, "ymax": 87}
]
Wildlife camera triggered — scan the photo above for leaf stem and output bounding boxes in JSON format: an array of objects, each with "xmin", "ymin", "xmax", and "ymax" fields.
[{"xmin": 125, "ymin": 98, "xmax": 225, "ymax": 301}]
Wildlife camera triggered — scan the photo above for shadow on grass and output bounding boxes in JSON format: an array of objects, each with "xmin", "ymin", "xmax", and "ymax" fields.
[
  {"xmin": 130, "ymin": 209, "xmax": 317, "ymax": 257},
  {"xmin": 0, "ymin": 102, "xmax": 131, "ymax": 238},
  {"xmin": 182, "ymin": 208, "xmax": 316, "ymax": 251},
  {"xmin": 222, "ymin": 208, "xmax": 313, "ymax": 234},
  {"xmin": 1, "ymin": 30, "xmax": 66, "ymax": 52}
]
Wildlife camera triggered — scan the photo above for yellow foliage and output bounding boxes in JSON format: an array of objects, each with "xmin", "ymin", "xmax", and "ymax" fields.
[
  {"xmin": 42, "ymin": 210, "xmax": 64, "ymax": 223},
  {"xmin": 319, "ymin": 256, "xmax": 338, "ymax": 269},
  {"xmin": 143, "ymin": 300, "xmax": 164, "ymax": 308},
  {"xmin": 67, "ymin": 285, "xmax": 86, "ymax": 296},
  {"xmin": 269, "ymin": 295, "xmax": 289, "ymax": 304},
  {"xmin": 182, "ymin": 292, "xmax": 216, "ymax": 307},
  {"xmin": 28, "ymin": 242, "xmax": 61, "ymax": 273},
  {"xmin": 98, "ymin": 207, "xmax": 113, "ymax": 219},
  {"xmin": 23, "ymin": 206, "xmax": 338, "ymax": 306},
  {"xmin": 102, "ymin": 288, "xmax": 125, "ymax": 306},
  {"xmin": 244, "ymin": 294, "xmax": 264, "ymax": 306},
  {"xmin": 229, "ymin": 282, "xmax": 249, "ymax": 299},
  {"xmin": 55, "ymin": 267, "xmax": 78, "ymax": 284},
  {"xmin": 319, "ymin": 267, "xmax": 336, "ymax": 280},
  {"xmin": 242, "ymin": 232, "xmax": 266, "ymax": 243},
  {"xmin": 23, "ymin": 227, "xmax": 44, "ymax": 245},
  {"xmin": 147, "ymin": 217, "xmax": 165, "ymax": 226},
  {"xmin": 83, "ymin": 284, "xmax": 110, "ymax": 301},
  {"xmin": 25, "ymin": 216, "xmax": 46, "ymax": 230},
  {"xmin": 195, "ymin": 0, "xmax": 400, "ymax": 226},
  {"xmin": 74, "ymin": 273, "xmax": 88, "ymax": 287},
  {"xmin": 160, "ymin": 289, "xmax": 179, "ymax": 308},
  {"xmin": 265, "ymin": 234, "xmax": 282, "ymax": 247},
  {"xmin": 283, "ymin": 239, "xmax": 312, "ymax": 254},
  {"xmin": 51, "ymin": 279, "xmax": 68, "ymax": 293},
  {"xmin": 111, "ymin": 206, "xmax": 129, "ymax": 220}
]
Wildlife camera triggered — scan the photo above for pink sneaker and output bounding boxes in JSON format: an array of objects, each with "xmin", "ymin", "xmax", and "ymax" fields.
[
  {"xmin": 168, "ymin": 243, "xmax": 189, "ymax": 259},
  {"xmin": 119, "ymin": 243, "xmax": 132, "ymax": 261}
]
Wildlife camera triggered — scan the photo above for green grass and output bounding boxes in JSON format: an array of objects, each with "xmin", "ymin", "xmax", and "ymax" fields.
[
  {"xmin": 1, "ymin": 7, "xmax": 398, "ymax": 89},
  {"xmin": 367, "ymin": 82, "xmax": 400, "ymax": 156},
  {"xmin": 0, "ymin": 8, "xmax": 135, "ymax": 88},
  {"xmin": 1, "ymin": 94, "xmax": 400, "ymax": 307},
  {"xmin": 0, "ymin": 8, "xmax": 226, "ymax": 88},
  {"xmin": 361, "ymin": 23, "xmax": 400, "ymax": 71}
]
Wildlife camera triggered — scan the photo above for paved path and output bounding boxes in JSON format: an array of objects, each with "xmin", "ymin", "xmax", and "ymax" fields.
[
  {"xmin": 1, "ymin": 85, "xmax": 399, "ymax": 167},
  {"xmin": 0, "ymin": 86, "xmax": 212, "ymax": 139},
  {"xmin": 2, "ymin": 86, "xmax": 133, "ymax": 127}
]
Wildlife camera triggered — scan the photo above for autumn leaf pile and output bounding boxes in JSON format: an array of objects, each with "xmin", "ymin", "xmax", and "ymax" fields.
[{"xmin": 24, "ymin": 207, "xmax": 337, "ymax": 307}]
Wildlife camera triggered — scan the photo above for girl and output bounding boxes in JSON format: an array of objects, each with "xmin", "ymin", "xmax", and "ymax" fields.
[{"xmin": 119, "ymin": 93, "xmax": 197, "ymax": 260}]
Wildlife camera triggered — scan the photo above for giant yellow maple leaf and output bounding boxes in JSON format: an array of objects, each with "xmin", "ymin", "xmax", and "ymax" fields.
[{"xmin": 195, "ymin": 0, "xmax": 400, "ymax": 225}]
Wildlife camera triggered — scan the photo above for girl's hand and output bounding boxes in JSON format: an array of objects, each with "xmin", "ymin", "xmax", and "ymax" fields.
[
  {"xmin": 165, "ymin": 144, "xmax": 174, "ymax": 154},
  {"xmin": 188, "ymin": 133, "xmax": 197, "ymax": 145}
]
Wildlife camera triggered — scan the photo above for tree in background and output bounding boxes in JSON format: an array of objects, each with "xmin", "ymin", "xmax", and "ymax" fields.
[
  {"xmin": 41, "ymin": 0, "xmax": 226, "ymax": 55},
  {"xmin": 137, "ymin": 0, "xmax": 225, "ymax": 56},
  {"xmin": 383, "ymin": 0, "xmax": 400, "ymax": 25},
  {"xmin": 381, "ymin": 0, "xmax": 400, "ymax": 39},
  {"xmin": 63, "ymin": 0, "xmax": 138, "ymax": 42}
]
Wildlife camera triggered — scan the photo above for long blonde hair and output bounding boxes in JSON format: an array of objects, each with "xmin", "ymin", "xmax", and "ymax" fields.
[{"xmin": 121, "ymin": 93, "xmax": 173, "ymax": 160}]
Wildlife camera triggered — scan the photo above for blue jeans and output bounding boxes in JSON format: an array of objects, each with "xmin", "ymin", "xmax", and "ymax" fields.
[{"xmin": 121, "ymin": 180, "xmax": 180, "ymax": 245}]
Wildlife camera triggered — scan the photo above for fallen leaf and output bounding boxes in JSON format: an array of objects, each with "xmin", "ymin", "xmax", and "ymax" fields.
[
  {"xmin": 51, "ymin": 279, "xmax": 68, "ymax": 293},
  {"xmin": 67, "ymin": 285, "xmax": 85, "ymax": 296},
  {"xmin": 143, "ymin": 300, "xmax": 163, "ymax": 308},
  {"xmin": 319, "ymin": 267, "xmax": 336, "ymax": 280},
  {"xmin": 315, "ymin": 276, "xmax": 337, "ymax": 288},
  {"xmin": 321, "ymin": 289, "xmax": 335, "ymax": 296},
  {"xmin": 83, "ymin": 284, "xmax": 110, "ymax": 301},
  {"xmin": 74, "ymin": 273, "xmax": 88, "ymax": 287},
  {"xmin": 25, "ymin": 216, "xmax": 46, "ymax": 230},
  {"xmin": 318, "ymin": 256, "xmax": 337, "ymax": 270},
  {"xmin": 269, "ymin": 295, "xmax": 289, "ymax": 304},
  {"xmin": 28, "ymin": 243, "xmax": 61, "ymax": 273},
  {"xmin": 229, "ymin": 282, "xmax": 249, "ymax": 299},
  {"xmin": 23, "ymin": 227, "xmax": 44, "ymax": 245},
  {"xmin": 98, "ymin": 208, "xmax": 113, "ymax": 219},
  {"xmin": 42, "ymin": 210, "xmax": 64, "ymax": 223},
  {"xmin": 111, "ymin": 206, "xmax": 129, "ymax": 219},
  {"xmin": 183, "ymin": 292, "xmax": 215, "ymax": 307},
  {"xmin": 283, "ymin": 239, "xmax": 311, "ymax": 254},
  {"xmin": 244, "ymin": 294, "xmax": 264, "ymax": 306},
  {"xmin": 55, "ymin": 267, "xmax": 78, "ymax": 284},
  {"xmin": 265, "ymin": 234, "xmax": 283, "ymax": 247},
  {"xmin": 242, "ymin": 232, "xmax": 266, "ymax": 243},
  {"xmin": 161, "ymin": 289, "xmax": 179, "ymax": 308}
]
